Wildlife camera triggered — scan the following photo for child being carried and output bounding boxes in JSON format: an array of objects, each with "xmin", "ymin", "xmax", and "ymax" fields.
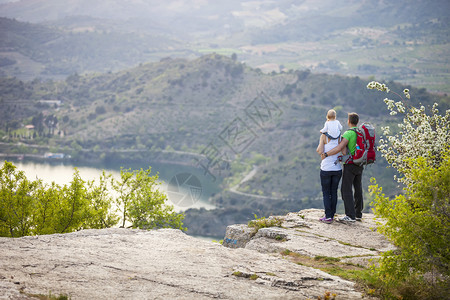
[{"xmin": 316, "ymin": 109, "xmax": 343, "ymax": 154}]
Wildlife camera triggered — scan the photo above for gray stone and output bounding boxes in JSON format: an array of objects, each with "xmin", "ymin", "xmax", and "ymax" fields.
[
  {"xmin": 0, "ymin": 227, "xmax": 367, "ymax": 299},
  {"xmin": 254, "ymin": 227, "xmax": 289, "ymax": 241},
  {"xmin": 222, "ymin": 223, "xmax": 256, "ymax": 248}
]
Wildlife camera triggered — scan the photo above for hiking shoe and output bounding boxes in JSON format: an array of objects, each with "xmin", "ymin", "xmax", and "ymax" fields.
[
  {"xmin": 319, "ymin": 216, "xmax": 333, "ymax": 224},
  {"xmin": 355, "ymin": 217, "xmax": 362, "ymax": 222},
  {"xmin": 338, "ymin": 216, "xmax": 356, "ymax": 223}
]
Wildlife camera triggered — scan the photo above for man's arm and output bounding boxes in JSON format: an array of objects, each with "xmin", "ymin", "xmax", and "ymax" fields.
[{"xmin": 321, "ymin": 138, "xmax": 348, "ymax": 159}]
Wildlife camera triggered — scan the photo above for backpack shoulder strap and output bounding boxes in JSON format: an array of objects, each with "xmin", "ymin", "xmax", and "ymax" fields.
[{"xmin": 339, "ymin": 128, "xmax": 358, "ymax": 164}]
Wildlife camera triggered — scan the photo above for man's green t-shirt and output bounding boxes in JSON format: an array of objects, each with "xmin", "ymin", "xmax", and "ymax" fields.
[{"xmin": 342, "ymin": 127, "xmax": 358, "ymax": 155}]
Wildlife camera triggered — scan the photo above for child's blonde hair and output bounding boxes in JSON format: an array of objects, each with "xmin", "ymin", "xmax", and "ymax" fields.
[{"xmin": 327, "ymin": 109, "xmax": 336, "ymax": 121}]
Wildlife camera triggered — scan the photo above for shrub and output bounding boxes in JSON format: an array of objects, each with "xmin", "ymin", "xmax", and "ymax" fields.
[
  {"xmin": 370, "ymin": 154, "xmax": 449, "ymax": 299},
  {"xmin": 248, "ymin": 214, "xmax": 283, "ymax": 230},
  {"xmin": 367, "ymin": 82, "xmax": 450, "ymax": 299}
]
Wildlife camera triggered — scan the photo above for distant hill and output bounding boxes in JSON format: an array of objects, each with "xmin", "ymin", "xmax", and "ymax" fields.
[
  {"xmin": 0, "ymin": 0, "xmax": 449, "ymax": 92},
  {"xmin": 1, "ymin": 0, "xmax": 447, "ymax": 31},
  {"xmin": 0, "ymin": 17, "xmax": 183, "ymax": 79}
]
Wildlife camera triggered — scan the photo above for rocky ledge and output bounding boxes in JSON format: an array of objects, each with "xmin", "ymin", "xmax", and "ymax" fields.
[
  {"xmin": 0, "ymin": 209, "xmax": 392, "ymax": 299},
  {"xmin": 223, "ymin": 209, "xmax": 394, "ymax": 267}
]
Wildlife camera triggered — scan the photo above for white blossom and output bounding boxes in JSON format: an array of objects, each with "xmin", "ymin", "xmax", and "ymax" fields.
[
  {"xmin": 367, "ymin": 81, "xmax": 390, "ymax": 93},
  {"xmin": 381, "ymin": 126, "xmax": 390, "ymax": 135},
  {"xmin": 403, "ymin": 89, "xmax": 410, "ymax": 99},
  {"xmin": 368, "ymin": 82, "xmax": 450, "ymax": 186},
  {"xmin": 395, "ymin": 101, "xmax": 405, "ymax": 113}
]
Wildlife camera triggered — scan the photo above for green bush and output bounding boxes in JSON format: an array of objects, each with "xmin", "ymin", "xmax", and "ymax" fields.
[
  {"xmin": 370, "ymin": 153, "xmax": 449, "ymax": 299},
  {"xmin": 248, "ymin": 214, "xmax": 283, "ymax": 230},
  {"xmin": 368, "ymin": 82, "xmax": 450, "ymax": 299}
]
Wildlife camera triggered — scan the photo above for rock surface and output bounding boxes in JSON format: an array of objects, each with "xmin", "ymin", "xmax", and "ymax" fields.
[
  {"xmin": 0, "ymin": 209, "xmax": 391, "ymax": 299},
  {"xmin": 224, "ymin": 209, "xmax": 394, "ymax": 267}
]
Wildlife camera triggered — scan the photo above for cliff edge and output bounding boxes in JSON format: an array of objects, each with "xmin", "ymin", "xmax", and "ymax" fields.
[{"xmin": 0, "ymin": 209, "xmax": 391, "ymax": 299}]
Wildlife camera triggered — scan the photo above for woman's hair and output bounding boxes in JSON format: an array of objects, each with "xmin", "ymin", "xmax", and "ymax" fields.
[{"xmin": 327, "ymin": 109, "xmax": 336, "ymax": 121}]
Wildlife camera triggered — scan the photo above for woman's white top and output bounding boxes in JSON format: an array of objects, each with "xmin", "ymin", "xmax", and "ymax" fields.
[{"xmin": 320, "ymin": 138, "xmax": 342, "ymax": 171}]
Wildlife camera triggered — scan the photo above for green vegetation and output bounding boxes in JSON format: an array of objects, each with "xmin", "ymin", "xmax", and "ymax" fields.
[
  {"xmin": 281, "ymin": 249, "xmax": 291, "ymax": 256},
  {"xmin": 314, "ymin": 256, "xmax": 341, "ymax": 263},
  {"xmin": 274, "ymin": 235, "xmax": 284, "ymax": 241},
  {"xmin": 231, "ymin": 271, "xmax": 259, "ymax": 281},
  {"xmin": 280, "ymin": 250, "xmax": 378, "ymax": 298},
  {"xmin": 23, "ymin": 292, "xmax": 70, "ymax": 300},
  {"xmin": 0, "ymin": 161, "xmax": 184, "ymax": 237},
  {"xmin": 367, "ymin": 82, "xmax": 449, "ymax": 299},
  {"xmin": 249, "ymin": 274, "xmax": 259, "ymax": 280},
  {"xmin": 248, "ymin": 215, "xmax": 283, "ymax": 231},
  {"xmin": 113, "ymin": 167, "xmax": 184, "ymax": 230}
]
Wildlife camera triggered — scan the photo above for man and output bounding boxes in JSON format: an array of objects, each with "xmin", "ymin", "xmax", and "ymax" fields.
[{"xmin": 320, "ymin": 112, "xmax": 363, "ymax": 223}]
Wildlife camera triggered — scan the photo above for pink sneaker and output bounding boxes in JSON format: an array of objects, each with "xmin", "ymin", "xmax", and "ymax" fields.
[{"xmin": 319, "ymin": 216, "xmax": 333, "ymax": 224}]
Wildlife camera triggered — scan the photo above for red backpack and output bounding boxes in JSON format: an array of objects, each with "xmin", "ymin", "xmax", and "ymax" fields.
[{"xmin": 343, "ymin": 123, "xmax": 376, "ymax": 166}]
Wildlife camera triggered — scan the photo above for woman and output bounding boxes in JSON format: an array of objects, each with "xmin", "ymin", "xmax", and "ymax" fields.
[{"xmin": 317, "ymin": 134, "xmax": 342, "ymax": 223}]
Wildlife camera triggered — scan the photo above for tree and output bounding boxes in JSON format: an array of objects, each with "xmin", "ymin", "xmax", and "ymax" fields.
[
  {"xmin": 31, "ymin": 113, "xmax": 45, "ymax": 136},
  {"xmin": 84, "ymin": 171, "xmax": 119, "ymax": 229},
  {"xmin": 112, "ymin": 167, "xmax": 184, "ymax": 230},
  {"xmin": 95, "ymin": 105, "xmax": 106, "ymax": 114},
  {"xmin": 0, "ymin": 162, "xmax": 36, "ymax": 237},
  {"xmin": 367, "ymin": 82, "xmax": 450, "ymax": 299},
  {"xmin": 54, "ymin": 169, "xmax": 90, "ymax": 233},
  {"xmin": 44, "ymin": 114, "xmax": 58, "ymax": 135},
  {"xmin": 0, "ymin": 162, "xmax": 183, "ymax": 238},
  {"xmin": 33, "ymin": 181, "xmax": 60, "ymax": 235},
  {"xmin": 0, "ymin": 164, "xmax": 102, "ymax": 236}
]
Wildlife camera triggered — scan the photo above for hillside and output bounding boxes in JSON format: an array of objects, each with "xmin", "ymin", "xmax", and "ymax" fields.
[
  {"xmin": 0, "ymin": 0, "xmax": 449, "ymax": 92},
  {"xmin": 1, "ymin": 54, "xmax": 448, "ymax": 236}
]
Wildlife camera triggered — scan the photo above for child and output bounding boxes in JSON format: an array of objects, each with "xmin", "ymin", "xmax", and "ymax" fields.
[{"xmin": 316, "ymin": 109, "xmax": 343, "ymax": 154}]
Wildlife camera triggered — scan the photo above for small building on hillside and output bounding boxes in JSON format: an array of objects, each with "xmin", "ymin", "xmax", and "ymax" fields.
[{"xmin": 44, "ymin": 152, "xmax": 66, "ymax": 159}]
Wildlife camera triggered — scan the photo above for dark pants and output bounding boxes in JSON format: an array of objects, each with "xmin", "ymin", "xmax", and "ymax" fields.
[
  {"xmin": 341, "ymin": 163, "xmax": 364, "ymax": 219},
  {"xmin": 320, "ymin": 170, "xmax": 342, "ymax": 219}
]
